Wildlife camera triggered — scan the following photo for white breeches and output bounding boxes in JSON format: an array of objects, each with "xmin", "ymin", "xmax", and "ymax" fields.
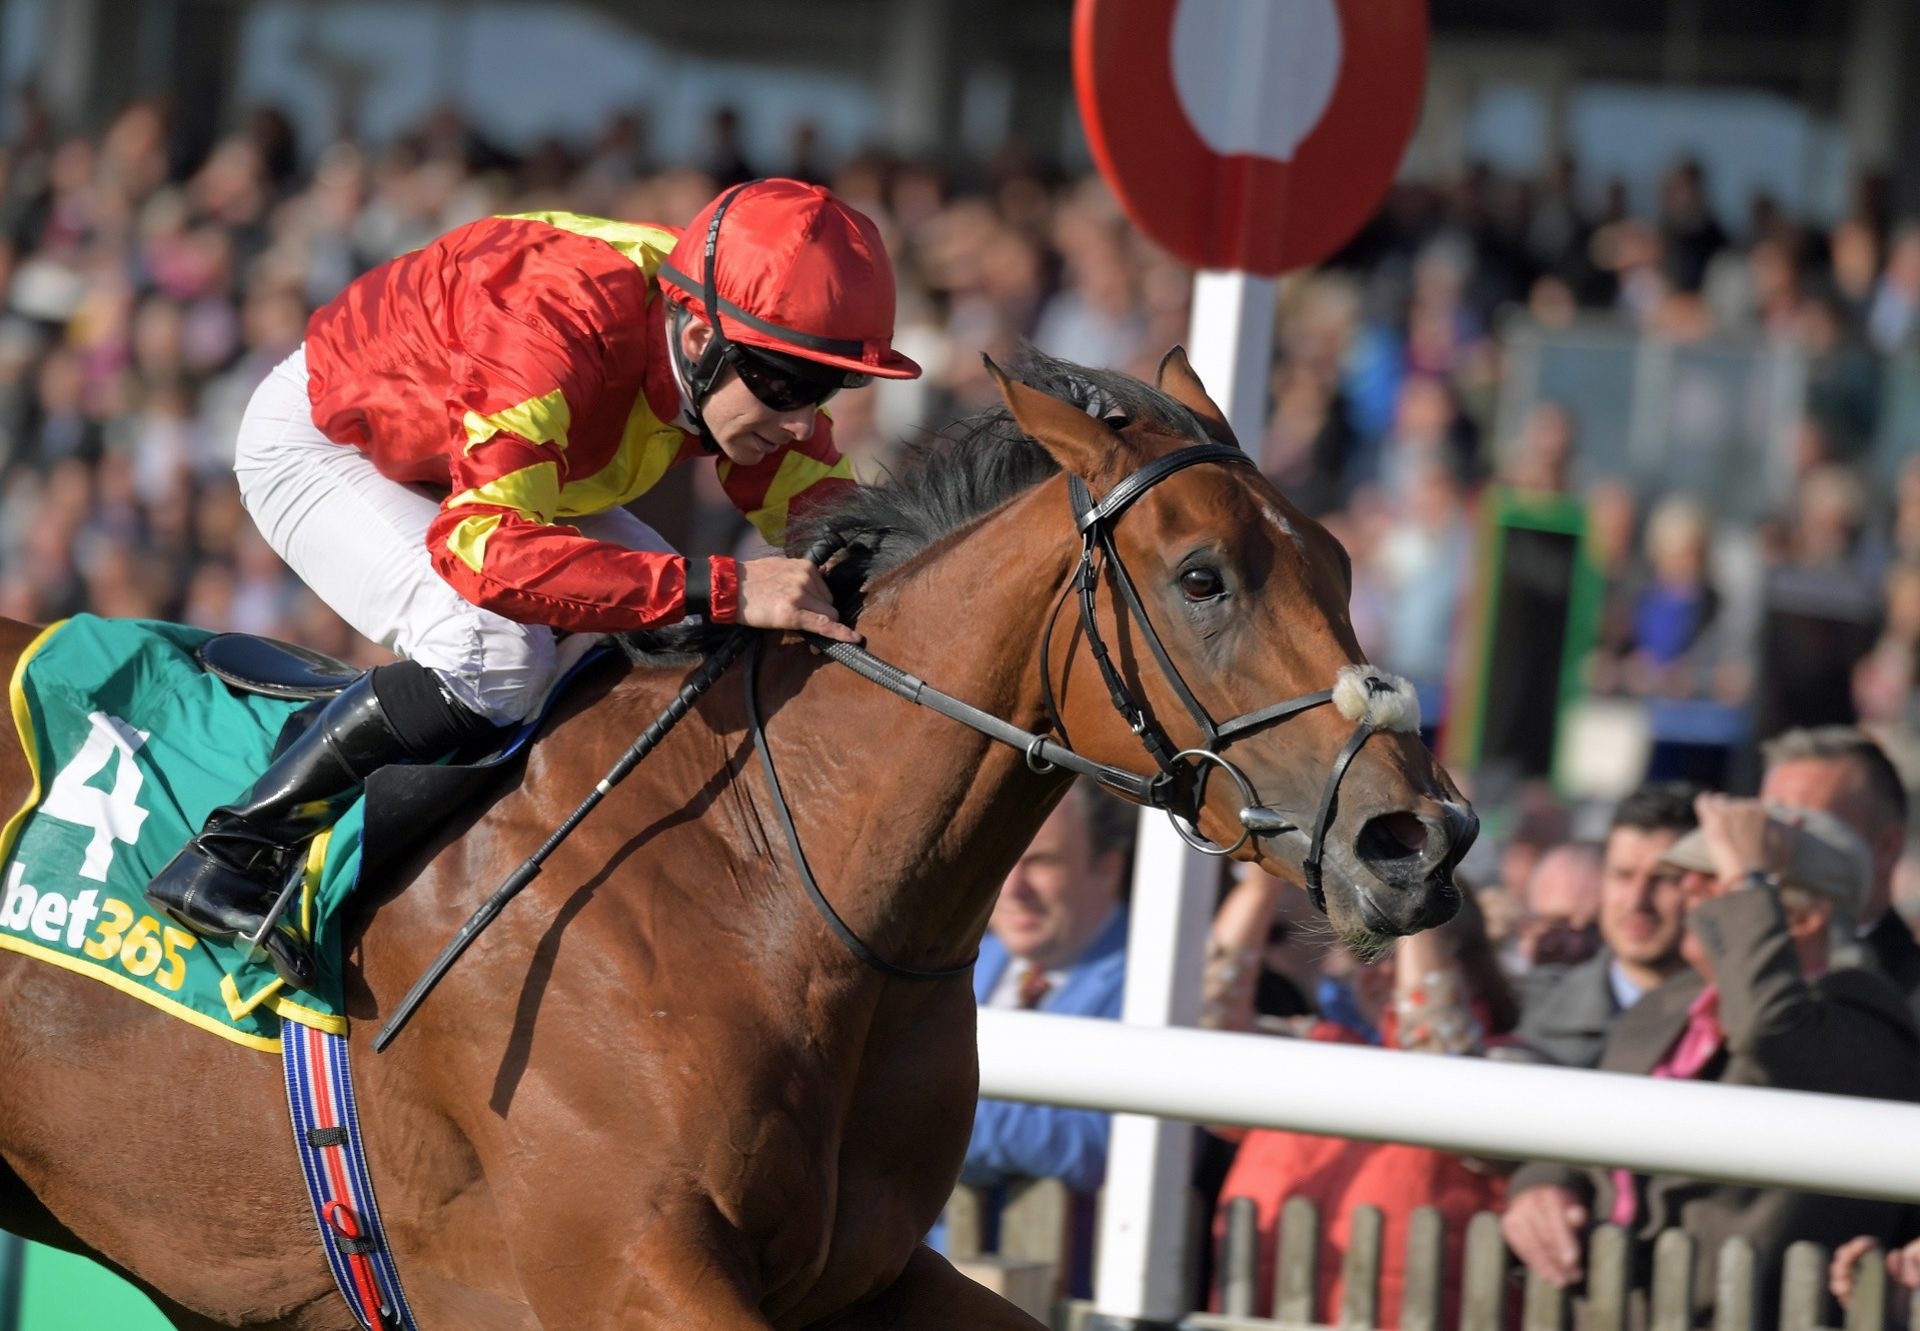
[{"xmin": 233, "ymin": 346, "xmax": 671, "ymax": 724}]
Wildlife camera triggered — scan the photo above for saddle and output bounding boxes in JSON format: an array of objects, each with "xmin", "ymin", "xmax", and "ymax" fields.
[{"xmin": 196, "ymin": 632, "xmax": 362, "ymax": 701}]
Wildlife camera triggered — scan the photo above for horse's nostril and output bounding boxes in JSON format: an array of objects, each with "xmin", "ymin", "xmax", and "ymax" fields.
[{"xmin": 1357, "ymin": 811, "xmax": 1428, "ymax": 862}]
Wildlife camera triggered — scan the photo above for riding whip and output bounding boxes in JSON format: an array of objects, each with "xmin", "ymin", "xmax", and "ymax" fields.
[{"xmin": 371, "ymin": 537, "xmax": 840, "ymax": 1052}]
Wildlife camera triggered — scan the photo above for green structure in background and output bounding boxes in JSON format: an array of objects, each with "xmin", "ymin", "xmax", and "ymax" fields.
[
  {"xmin": 0, "ymin": 1240, "xmax": 170, "ymax": 1331},
  {"xmin": 1444, "ymin": 486, "xmax": 1604, "ymax": 788},
  {"xmin": 1, "ymin": 1234, "xmax": 20, "ymax": 1331}
]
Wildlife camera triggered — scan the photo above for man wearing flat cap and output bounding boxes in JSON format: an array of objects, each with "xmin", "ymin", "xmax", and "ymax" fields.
[{"xmin": 1502, "ymin": 794, "xmax": 1920, "ymax": 1326}]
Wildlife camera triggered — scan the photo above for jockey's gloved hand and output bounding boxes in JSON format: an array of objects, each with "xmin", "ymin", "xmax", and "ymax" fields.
[{"xmin": 736, "ymin": 556, "xmax": 861, "ymax": 645}]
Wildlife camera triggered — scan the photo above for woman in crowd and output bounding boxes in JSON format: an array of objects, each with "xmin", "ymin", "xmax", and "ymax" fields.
[{"xmin": 1207, "ymin": 882, "xmax": 1521, "ymax": 1327}]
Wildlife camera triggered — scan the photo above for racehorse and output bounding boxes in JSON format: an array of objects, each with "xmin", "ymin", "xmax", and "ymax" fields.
[{"xmin": 0, "ymin": 348, "xmax": 1474, "ymax": 1329}]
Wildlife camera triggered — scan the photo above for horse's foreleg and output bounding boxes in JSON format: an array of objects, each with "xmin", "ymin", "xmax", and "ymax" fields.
[{"xmin": 810, "ymin": 1245, "xmax": 1049, "ymax": 1330}]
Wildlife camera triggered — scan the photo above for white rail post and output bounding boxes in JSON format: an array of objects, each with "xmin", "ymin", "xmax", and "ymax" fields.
[{"xmin": 1091, "ymin": 269, "xmax": 1278, "ymax": 1328}]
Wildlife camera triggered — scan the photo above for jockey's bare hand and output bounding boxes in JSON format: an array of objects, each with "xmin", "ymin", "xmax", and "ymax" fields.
[{"xmin": 736, "ymin": 556, "xmax": 862, "ymax": 645}]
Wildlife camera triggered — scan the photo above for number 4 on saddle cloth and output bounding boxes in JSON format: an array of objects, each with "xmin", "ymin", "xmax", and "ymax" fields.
[{"xmin": 0, "ymin": 614, "xmax": 584, "ymax": 1052}]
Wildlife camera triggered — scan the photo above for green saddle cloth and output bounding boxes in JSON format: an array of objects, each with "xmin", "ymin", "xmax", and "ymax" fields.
[{"xmin": 0, "ymin": 616, "xmax": 366, "ymax": 1049}]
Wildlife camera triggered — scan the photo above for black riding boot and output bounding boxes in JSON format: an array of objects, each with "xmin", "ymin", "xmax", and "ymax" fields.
[{"xmin": 146, "ymin": 663, "xmax": 485, "ymax": 990}]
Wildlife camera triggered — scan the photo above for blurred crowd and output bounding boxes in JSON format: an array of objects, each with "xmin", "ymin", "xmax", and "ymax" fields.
[{"xmin": 3, "ymin": 92, "xmax": 1919, "ymax": 767}]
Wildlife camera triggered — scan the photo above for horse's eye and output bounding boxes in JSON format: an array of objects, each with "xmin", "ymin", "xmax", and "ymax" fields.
[{"xmin": 1180, "ymin": 566, "xmax": 1225, "ymax": 601}]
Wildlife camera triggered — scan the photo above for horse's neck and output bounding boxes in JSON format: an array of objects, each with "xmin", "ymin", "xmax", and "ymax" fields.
[{"xmin": 753, "ymin": 483, "xmax": 1079, "ymax": 974}]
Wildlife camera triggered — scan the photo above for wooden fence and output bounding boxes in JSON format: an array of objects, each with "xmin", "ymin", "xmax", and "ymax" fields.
[{"xmin": 948, "ymin": 1184, "xmax": 1920, "ymax": 1331}]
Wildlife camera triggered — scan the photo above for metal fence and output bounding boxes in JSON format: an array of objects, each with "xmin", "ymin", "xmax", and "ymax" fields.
[
  {"xmin": 950, "ymin": 1183, "xmax": 1920, "ymax": 1331},
  {"xmin": 1497, "ymin": 321, "xmax": 1803, "ymax": 521}
]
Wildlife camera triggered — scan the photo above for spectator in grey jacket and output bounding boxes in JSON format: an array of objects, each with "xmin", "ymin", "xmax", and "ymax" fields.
[
  {"xmin": 1503, "ymin": 796, "xmax": 1920, "ymax": 1327},
  {"xmin": 1517, "ymin": 784, "xmax": 1698, "ymax": 1067},
  {"xmin": 1761, "ymin": 727, "xmax": 1920, "ymax": 1017}
]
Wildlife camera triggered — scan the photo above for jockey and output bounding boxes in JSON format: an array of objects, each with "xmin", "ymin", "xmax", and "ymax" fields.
[{"xmin": 145, "ymin": 178, "xmax": 921, "ymax": 986}]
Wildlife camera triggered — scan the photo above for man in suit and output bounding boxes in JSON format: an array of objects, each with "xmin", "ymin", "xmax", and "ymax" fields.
[
  {"xmin": 965, "ymin": 781, "xmax": 1131, "ymax": 1192},
  {"xmin": 1760, "ymin": 726, "xmax": 1920, "ymax": 1016},
  {"xmin": 1517, "ymin": 784, "xmax": 1698, "ymax": 1068},
  {"xmin": 1502, "ymin": 795, "xmax": 1920, "ymax": 1325}
]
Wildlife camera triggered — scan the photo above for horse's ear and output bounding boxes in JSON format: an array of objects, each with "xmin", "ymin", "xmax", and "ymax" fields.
[
  {"xmin": 983, "ymin": 356, "xmax": 1122, "ymax": 482},
  {"xmin": 1155, "ymin": 346, "xmax": 1241, "ymax": 450}
]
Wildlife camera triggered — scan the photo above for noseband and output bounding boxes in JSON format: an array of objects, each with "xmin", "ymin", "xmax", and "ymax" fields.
[{"xmin": 1043, "ymin": 443, "xmax": 1418, "ymax": 911}]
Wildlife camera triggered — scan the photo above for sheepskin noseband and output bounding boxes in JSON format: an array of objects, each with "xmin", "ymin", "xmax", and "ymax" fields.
[{"xmin": 1331, "ymin": 666, "xmax": 1421, "ymax": 734}]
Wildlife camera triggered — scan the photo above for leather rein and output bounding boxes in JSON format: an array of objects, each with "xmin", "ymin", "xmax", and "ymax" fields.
[{"xmin": 746, "ymin": 441, "xmax": 1406, "ymax": 982}]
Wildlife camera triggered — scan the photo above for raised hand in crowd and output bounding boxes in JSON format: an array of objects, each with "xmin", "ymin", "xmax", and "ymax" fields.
[
  {"xmin": 1500, "ymin": 1185, "xmax": 1589, "ymax": 1288},
  {"xmin": 1831, "ymin": 1235, "xmax": 1920, "ymax": 1309},
  {"xmin": 1689, "ymin": 792, "xmax": 1803, "ymax": 889}
]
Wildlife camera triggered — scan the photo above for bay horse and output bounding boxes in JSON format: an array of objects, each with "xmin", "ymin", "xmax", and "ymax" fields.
[{"xmin": 0, "ymin": 348, "xmax": 1473, "ymax": 1329}]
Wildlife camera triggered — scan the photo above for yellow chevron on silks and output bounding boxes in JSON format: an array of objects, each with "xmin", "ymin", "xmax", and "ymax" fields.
[
  {"xmin": 736, "ymin": 449, "xmax": 854, "ymax": 545},
  {"xmin": 501, "ymin": 212, "xmax": 679, "ymax": 279},
  {"xmin": 555, "ymin": 386, "xmax": 688, "ymax": 517},
  {"xmin": 463, "ymin": 387, "xmax": 572, "ymax": 454},
  {"xmin": 444, "ymin": 513, "xmax": 504, "ymax": 574},
  {"xmin": 446, "ymin": 462, "xmax": 562, "ymax": 527}
]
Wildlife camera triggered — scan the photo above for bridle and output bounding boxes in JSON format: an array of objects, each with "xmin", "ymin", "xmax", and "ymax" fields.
[
  {"xmin": 747, "ymin": 437, "xmax": 1425, "ymax": 982},
  {"xmin": 1046, "ymin": 442, "xmax": 1418, "ymax": 907}
]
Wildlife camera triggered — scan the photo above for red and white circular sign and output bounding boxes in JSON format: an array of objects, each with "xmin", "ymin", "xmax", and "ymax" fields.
[{"xmin": 1074, "ymin": 0, "xmax": 1427, "ymax": 276}]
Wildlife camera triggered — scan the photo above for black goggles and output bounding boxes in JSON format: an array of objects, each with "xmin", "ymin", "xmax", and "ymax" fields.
[{"xmin": 727, "ymin": 343, "xmax": 871, "ymax": 412}]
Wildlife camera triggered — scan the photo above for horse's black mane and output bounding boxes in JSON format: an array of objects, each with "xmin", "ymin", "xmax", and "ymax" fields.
[{"xmin": 621, "ymin": 347, "xmax": 1209, "ymax": 664}]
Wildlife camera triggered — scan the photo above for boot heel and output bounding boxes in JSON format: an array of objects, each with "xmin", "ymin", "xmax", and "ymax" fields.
[{"xmin": 261, "ymin": 931, "xmax": 318, "ymax": 991}]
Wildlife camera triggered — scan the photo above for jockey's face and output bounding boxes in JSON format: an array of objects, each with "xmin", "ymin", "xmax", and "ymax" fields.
[{"xmin": 679, "ymin": 317, "xmax": 818, "ymax": 467}]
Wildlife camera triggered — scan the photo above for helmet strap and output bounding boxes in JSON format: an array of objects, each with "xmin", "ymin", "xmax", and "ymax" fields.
[
  {"xmin": 672, "ymin": 181, "xmax": 757, "ymax": 452},
  {"xmin": 665, "ymin": 307, "xmax": 718, "ymax": 451}
]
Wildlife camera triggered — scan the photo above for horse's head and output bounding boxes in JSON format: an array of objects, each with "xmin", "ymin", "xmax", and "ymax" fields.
[{"xmin": 990, "ymin": 349, "xmax": 1476, "ymax": 951}]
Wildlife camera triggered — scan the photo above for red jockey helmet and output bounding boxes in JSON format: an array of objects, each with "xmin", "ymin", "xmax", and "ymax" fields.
[{"xmin": 658, "ymin": 178, "xmax": 922, "ymax": 382}]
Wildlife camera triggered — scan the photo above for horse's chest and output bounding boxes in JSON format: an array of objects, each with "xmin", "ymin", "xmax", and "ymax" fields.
[{"xmin": 705, "ymin": 1010, "xmax": 980, "ymax": 1319}]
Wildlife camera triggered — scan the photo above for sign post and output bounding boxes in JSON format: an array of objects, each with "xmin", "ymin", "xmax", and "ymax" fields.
[{"xmin": 1071, "ymin": 0, "xmax": 1427, "ymax": 1323}]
